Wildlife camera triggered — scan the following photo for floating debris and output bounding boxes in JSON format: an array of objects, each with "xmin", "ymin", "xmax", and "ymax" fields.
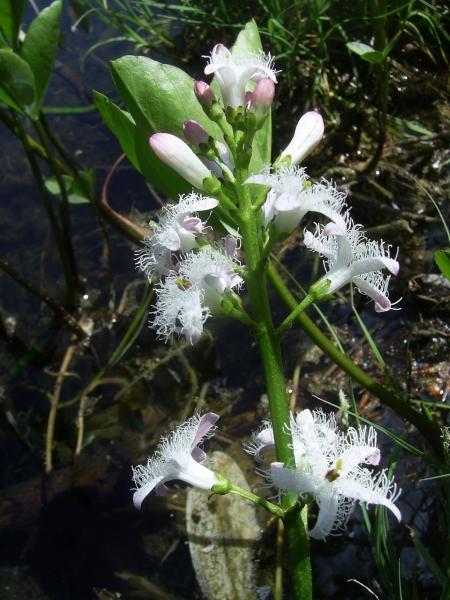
[{"xmin": 186, "ymin": 450, "xmax": 261, "ymax": 600}]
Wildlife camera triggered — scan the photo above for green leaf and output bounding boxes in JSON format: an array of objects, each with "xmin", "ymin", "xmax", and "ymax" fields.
[
  {"xmin": 93, "ymin": 90, "xmax": 139, "ymax": 170},
  {"xmin": 347, "ymin": 41, "xmax": 385, "ymax": 64},
  {"xmin": 0, "ymin": 0, "xmax": 27, "ymax": 51},
  {"xmin": 109, "ymin": 56, "xmax": 225, "ymax": 199},
  {"xmin": 21, "ymin": 0, "xmax": 62, "ymax": 112},
  {"xmin": 0, "ymin": 49, "xmax": 36, "ymax": 118},
  {"xmin": 435, "ymin": 250, "xmax": 450, "ymax": 281},
  {"xmin": 45, "ymin": 174, "xmax": 90, "ymax": 204},
  {"xmin": 232, "ymin": 19, "xmax": 263, "ymax": 60}
]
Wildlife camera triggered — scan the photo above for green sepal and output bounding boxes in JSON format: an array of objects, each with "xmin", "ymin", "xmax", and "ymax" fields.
[{"xmin": 211, "ymin": 472, "xmax": 233, "ymax": 495}]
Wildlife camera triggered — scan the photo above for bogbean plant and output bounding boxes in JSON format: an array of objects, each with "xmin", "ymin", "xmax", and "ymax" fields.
[{"xmin": 99, "ymin": 22, "xmax": 407, "ymax": 598}]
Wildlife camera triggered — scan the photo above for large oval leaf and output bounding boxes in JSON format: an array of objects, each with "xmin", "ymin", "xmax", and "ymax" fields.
[
  {"xmin": 0, "ymin": 0, "xmax": 27, "ymax": 51},
  {"xmin": 0, "ymin": 50, "xmax": 36, "ymax": 119},
  {"xmin": 94, "ymin": 89, "xmax": 191, "ymax": 200},
  {"xmin": 22, "ymin": 0, "xmax": 62, "ymax": 113}
]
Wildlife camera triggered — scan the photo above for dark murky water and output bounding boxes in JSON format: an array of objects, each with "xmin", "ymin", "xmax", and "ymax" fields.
[{"xmin": 1, "ymin": 2, "xmax": 450, "ymax": 599}]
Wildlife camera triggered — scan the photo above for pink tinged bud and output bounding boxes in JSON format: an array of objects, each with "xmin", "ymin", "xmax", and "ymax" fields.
[
  {"xmin": 183, "ymin": 120, "xmax": 210, "ymax": 148},
  {"xmin": 150, "ymin": 133, "xmax": 212, "ymax": 190},
  {"xmin": 194, "ymin": 81, "xmax": 217, "ymax": 107},
  {"xmin": 280, "ymin": 112, "xmax": 324, "ymax": 166},
  {"xmin": 249, "ymin": 78, "xmax": 275, "ymax": 120}
]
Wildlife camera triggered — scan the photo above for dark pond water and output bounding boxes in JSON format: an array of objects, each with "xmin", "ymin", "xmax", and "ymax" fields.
[{"xmin": 1, "ymin": 2, "xmax": 450, "ymax": 599}]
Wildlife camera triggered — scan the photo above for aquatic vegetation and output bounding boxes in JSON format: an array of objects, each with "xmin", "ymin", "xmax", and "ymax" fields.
[{"xmin": 0, "ymin": 2, "xmax": 450, "ymax": 599}]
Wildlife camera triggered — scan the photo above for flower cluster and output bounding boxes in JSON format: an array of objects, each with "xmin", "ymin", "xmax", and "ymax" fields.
[
  {"xmin": 136, "ymin": 192, "xmax": 243, "ymax": 344},
  {"xmin": 137, "ymin": 40, "xmax": 400, "ymax": 345},
  {"xmin": 246, "ymin": 409, "xmax": 401, "ymax": 540}
]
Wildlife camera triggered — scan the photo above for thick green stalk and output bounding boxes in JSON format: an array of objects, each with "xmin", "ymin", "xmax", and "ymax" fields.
[
  {"xmin": 267, "ymin": 261, "xmax": 443, "ymax": 457},
  {"xmin": 236, "ymin": 196, "xmax": 312, "ymax": 599}
]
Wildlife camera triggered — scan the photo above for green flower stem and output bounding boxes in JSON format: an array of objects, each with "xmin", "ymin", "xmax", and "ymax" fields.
[
  {"xmin": 236, "ymin": 194, "xmax": 312, "ymax": 599},
  {"xmin": 228, "ymin": 484, "xmax": 284, "ymax": 517},
  {"xmin": 275, "ymin": 294, "xmax": 315, "ymax": 340},
  {"xmin": 284, "ymin": 505, "xmax": 312, "ymax": 599},
  {"xmin": 267, "ymin": 261, "xmax": 444, "ymax": 457},
  {"xmin": 221, "ymin": 298, "xmax": 257, "ymax": 328},
  {"xmin": 34, "ymin": 118, "xmax": 81, "ymax": 308},
  {"xmin": 12, "ymin": 111, "xmax": 79, "ymax": 309}
]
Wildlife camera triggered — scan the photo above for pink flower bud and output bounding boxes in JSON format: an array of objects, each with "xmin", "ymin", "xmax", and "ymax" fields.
[
  {"xmin": 150, "ymin": 133, "xmax": 212, "ymax": 190},
  {"xmin": 249, "ymin": 78, "xmax": 275, "ymax": 120},
  {"xmin": 183, "ymin": 120, "xmax": 210, "ymax": 148},
  {"xmin": 194, "ymin": 81, "xmax": 216, "ymax": 107},
  {"xmin": 280, "ymin": 112, "xmax": 324, "ymax": 166}
]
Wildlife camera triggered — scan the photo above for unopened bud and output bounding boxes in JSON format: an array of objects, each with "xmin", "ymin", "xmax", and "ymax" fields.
[
  {"xmin": 183, "ymin": 120, "xmax": 210, "ymax": 148},
  {"xmin": 248, "ymin": 78, "xmax": 275, "ymax": 121},
  {"xmin": 150, "ymin": 133, "xmax": 211, "ymax": 190},
  {"xmin": 194, "ymin": 81, "xmax": 217, "ymax": 108},
  {"xmin": 280, "ymin": 111, "xmax": 324, "ymax": 166}
]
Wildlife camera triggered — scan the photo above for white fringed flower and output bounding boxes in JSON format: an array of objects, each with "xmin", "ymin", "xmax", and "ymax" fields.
[
  {"xmin": 270, "ymin": 409, "xmax": 401, "ymax": 540},
  {"xmin": 244, "ymin": 166, "xmax": 347, "ymax": 233},
  {"xmin": 179, "ymin": 237, "xmax": 243, "ymax": 314},
  {"xmin": 132, "ymin": 413, "xmax": 220, "ymax": 509},
  {"xmin": 305, "ymin": 217, "xmax": 400, "ymax": 312},
  {"xmin": 152, "ymin": 279, "xmax": 211, "ymax": 344},
  {"xmin": 204, "ymin": 44, "xmax": 278, "ymax": 109},
  {"xmin": 135, "ymin": 193, "xmax": 218, "ymax": 277}
]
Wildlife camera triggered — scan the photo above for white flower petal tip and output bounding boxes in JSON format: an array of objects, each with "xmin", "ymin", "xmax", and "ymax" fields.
[
  {"xmin": 306, "ymin": 216, "xmax": 400, "ymax": 312},
  {"xmin": 135, "ymin": 192, "xmax": 219, "ymax": 278},
  {"xmin": 244, "ymin": 420, "xmax": 275, "ymax": 463},
  {"xmin": 150, "ymin": 133, "xmax": 212, "ymax": 189},
  {"xmin": 132, "ymin": 413, "xmax": 220, "ymax": 509},
  {"xmin": 280, "ymin": 112, "xmax": 324, "ymax": 166},
  {"xmin": 258, "ymin": 408, "xmax": 401, "ymax": 540},
  {"xmin": 204, "ymin": 44, "xmax": 278, "ymax": 109},
  {"xmin": 244, "ymin": 167, "xmax": 347, "ymax": 234}
]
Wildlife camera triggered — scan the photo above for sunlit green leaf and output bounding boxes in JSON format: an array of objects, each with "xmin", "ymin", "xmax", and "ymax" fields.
[
  {"xmin": 45, "ymin": 175, "xmax": 90, "ymax": 204},
  {"xmin": 435, "ymin": 250, "xmax": 450, "ymax": 281},
  {"xmin": 0, "ymin": 0, "xmax": 27, "ymax": 51},
  {"xmin": 109, "ymin": 56, "xmax": 225, "ymax": 199},
  {"xmin": 0, "ymin": 50, "xmax": 37, "ymax": 118},
  {"xmin": 347, "ymin": 41, "xmax": 385, "ymax": 64},
  {"xmin": 21, "ymin": 0, "xmax": 62, "ymax": 112},
  {"xmin": 94, "ymin": 91, "xmax": 139, "ymax": 170}
]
